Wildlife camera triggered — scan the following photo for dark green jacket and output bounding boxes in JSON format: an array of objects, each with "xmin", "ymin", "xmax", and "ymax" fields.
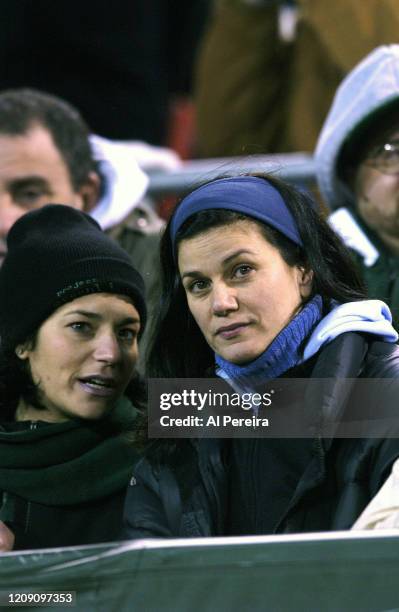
[
  {"xmin": 108, "ymin": 201, "xmax": 164, "ymax": 364},
  {"xmin": 328, "ymin": 208, "xmax": 399, "ymax": 331},
  {"xmin": 107, "ymin": 200, "xmax": 164, "ymax": 315},
  {"xmin": 353, "ymin": 249, "xmax": 399, "ymax": 333},
  {"xmin": 345, "ymin": 219, "xmax": 399, "ymax": 331}
]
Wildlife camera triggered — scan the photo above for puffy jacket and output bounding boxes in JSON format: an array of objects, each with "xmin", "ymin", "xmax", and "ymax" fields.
[{"xmin": 123, "ymin": 332, "xmax": 399, "ymax": 538}]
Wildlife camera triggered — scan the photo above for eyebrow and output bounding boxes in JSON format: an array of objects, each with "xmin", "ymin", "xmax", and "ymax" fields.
[
  {"xmin": 7, "ymin": 176, "xmax": 51, "ymax": 190},
  {"xmin": 181, "ymin": 249, "xmax": 255, "ymax": 280},
  {"xmin": 63, "ymin": 310, "xmax": 140, "ymax": 325}
]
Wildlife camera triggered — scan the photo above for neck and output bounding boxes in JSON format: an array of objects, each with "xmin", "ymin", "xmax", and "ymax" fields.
[
  {"xmin": 15, "ymin": 398, "xmax": 66, "ymax": 423},
  {"xmin": 377, "ymin": 230, "xmax": 399, "ymax": 256}
]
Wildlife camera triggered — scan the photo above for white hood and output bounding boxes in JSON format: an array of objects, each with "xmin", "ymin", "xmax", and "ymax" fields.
[
  {"xmin": 315, "ymin": 45, "xmax": 399, "ymax": 211},
  {"xmin": 89, "ymin": 135, "xmax": 149, "ymax": 231},
  {"xmin": 303, "ymin": 300, "xmax": 398, "ymax": 361}
]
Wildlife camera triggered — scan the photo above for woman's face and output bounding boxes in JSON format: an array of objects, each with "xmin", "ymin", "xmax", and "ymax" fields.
[
  {"xmin": 16, "ymin": 293, "xmax": 140, "ymax": 422},
  {"xmin": 178, "ymin": 220, "xmax": 312, "ymax": 365}
]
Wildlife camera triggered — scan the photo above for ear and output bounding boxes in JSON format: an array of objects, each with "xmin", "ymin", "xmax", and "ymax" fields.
[
  {"xmin": 297, "ymin": 266, "xmax": 314, "ymax": 299},
  {"xmin": 78, "ymin": 171, "xmax": 101, "ymax": 213},
  {"xmin": 15, "ymin": 344, "xmax": 30, "ymax": 361}
]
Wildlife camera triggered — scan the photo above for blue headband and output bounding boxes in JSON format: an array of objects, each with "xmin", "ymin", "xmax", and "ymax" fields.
[{"xmin": 170, "ymin": 176, "xmax": 303, "ymax": 248}]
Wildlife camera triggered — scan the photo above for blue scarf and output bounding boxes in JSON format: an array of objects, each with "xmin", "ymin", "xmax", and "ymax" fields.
[{"xmin": 215, "ymin": 294, "xmax": 323, "ymax": 390}]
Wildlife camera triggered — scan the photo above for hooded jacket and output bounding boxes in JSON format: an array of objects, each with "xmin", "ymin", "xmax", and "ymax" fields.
[
  {"xmin": 315, "ymin": 45, "xmax": 399, "ymax": 212},
  {"xmin": 315, "ymin": 45, "xmax": 399, "ymax": 328},
  {"xmin": 89, "ymin": 135, "xmax": 166, "ymax": 311},
  {"xmin": 123, "ymin": 304, "xmax": 399, "ymax": 539}
]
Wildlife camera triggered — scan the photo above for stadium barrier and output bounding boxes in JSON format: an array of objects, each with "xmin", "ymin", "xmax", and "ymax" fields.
[{"xmin": 1, "ymin": 531, "xmax": 399, "ymax": 611}]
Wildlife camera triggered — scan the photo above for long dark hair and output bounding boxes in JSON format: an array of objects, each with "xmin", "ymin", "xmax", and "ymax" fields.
[{"xmin": 147, "ymin": 173, "xmax": 366, "ymax": 379}]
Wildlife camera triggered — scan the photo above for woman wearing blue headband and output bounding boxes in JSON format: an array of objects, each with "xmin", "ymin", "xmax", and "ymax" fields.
[{"xmin": 124, "ymin": 174, "xmax": 399, "ymax": 539}]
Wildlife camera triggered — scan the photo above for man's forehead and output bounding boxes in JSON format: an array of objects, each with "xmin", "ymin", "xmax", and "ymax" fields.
[
  {"xmin": 0, "ymin": 124, "xmax": 59, "ymax": 151},
  {"xmin": 0, "ymin": 125, "xmax": 69, "ymax": 174}
]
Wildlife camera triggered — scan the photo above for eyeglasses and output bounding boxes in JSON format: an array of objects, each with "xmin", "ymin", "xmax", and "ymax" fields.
[{"xmin": 364, "ymin": 138, "xmax": 399, "ymax": 174}]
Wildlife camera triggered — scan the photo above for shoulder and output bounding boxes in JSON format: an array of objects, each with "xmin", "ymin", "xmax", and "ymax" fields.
[
  {"xmin": 133, "ymin": 439, "xmax": 220, "ymax": 495},
  {"xmin": 363, "ymin": 339, "xmax": 399, "ymax": 378},
  {"xmin": 114, "ymin": 199, "xmax": 165, "ymax": 237},
  {"xmin": 138, "ymin": 439, "xmax": 198, "ymax": 476},
  {"xmin": 347, "ymin": 338, "xmax": 399, "ymax": 437},
  {"xmin": 313, "ymin": 332, "xmax": 399, "ymax": 374},
  {"xmin": 126, "ymin": 441, "xmax": 197, "ymax": 516},
  {"xmin": 107, "ymin": 202, "xmax": 164, "ymax": 273}
]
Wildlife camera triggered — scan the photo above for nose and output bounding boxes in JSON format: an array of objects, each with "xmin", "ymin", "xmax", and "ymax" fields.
[
  {"xmin": 0, "ymin": 197, "xmax": 25, "ymax": 238},
  {"xmin": 93, "ymin": 332, "xmax": 122, "ymax": 365},
  {"xmin": 211, "ymin": 282, "xmax": 238, "ymax": 316}
]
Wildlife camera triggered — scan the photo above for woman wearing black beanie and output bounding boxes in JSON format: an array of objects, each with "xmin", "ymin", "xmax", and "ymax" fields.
[{"xmin": 0, "ymin": 204, "xmax": 146, "ymax": 551}]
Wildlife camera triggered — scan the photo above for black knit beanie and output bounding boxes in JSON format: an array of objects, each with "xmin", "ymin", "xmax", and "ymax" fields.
[{"xmin": 0, "ymin": 204, "xmax": 147, "ymax": 351}]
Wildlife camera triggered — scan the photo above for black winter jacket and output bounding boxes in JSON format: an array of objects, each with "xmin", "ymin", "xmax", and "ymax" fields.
[{"xmin": 123, "ymin": 333, "xmax": 399, "ymax": 538}]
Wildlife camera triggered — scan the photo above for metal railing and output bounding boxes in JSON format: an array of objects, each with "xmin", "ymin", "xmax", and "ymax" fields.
[{"xmin": 147, "ymin": 152, "xmax": 316, "ymax": 196}]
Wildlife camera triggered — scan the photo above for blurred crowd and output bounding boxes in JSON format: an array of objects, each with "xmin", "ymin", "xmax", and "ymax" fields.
[{"xmin": 195, "ymin": 0, "xmax": 399, "ymax": 156}]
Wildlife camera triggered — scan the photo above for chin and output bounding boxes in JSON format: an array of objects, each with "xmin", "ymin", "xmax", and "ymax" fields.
[
  {"xmin": 66, "ymin": 401, "xmax": 113, "ymax": 421},
  {"xmin": 222, "ymin": 347, "xmax": 263, "ymax": 366}
]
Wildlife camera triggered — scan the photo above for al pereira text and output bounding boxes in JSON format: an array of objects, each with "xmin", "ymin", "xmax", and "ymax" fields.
[{"xmin": 159, "ymin": 415, "xmax": 270, "ymax": 428}]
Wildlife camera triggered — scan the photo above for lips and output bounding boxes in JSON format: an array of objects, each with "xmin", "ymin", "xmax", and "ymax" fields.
[
  {"xmin": 78, "ymin": 375, "xmax": 118, "ymax": 397},
  {"xmin": 216, "ymin": 322, "xmax": 250, "ymax": 339}
]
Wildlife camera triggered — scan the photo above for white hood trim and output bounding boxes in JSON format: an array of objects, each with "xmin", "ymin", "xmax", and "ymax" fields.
[
  {"xmin": 328, "ymin": 208, "xmax": 380, "ymax": 267},
  {"xmin": 303, "ymin": 300, "xmax": 398, "ymax": 362},
  {"xmin": 89, "ymin": 135, "xmax": 149, "ymax": 230}
]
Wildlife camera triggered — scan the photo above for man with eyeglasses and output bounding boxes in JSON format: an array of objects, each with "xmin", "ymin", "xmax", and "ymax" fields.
[{"xmin": 315, "ymin": 45, "xmax": 399, "ymax": 330}]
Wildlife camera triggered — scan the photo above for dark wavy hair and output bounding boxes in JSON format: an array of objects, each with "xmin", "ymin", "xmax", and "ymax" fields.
[{"xmin": 146, "ymin": 173, "xmax": 366, "ymax": 379}]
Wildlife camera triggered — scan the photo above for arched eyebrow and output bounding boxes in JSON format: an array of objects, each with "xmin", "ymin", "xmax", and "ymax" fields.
[{"xmin": 181, "ymin": 249, "xmax": 255, "ymax": 280}]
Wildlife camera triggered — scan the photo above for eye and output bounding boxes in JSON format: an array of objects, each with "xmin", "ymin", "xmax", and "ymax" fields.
[
  {"xmin": 233, "ymin": 264, "xmax": 253, "ymax": 278},
  {"xmin": 12, "ymin": 186, "xmax": 49, "ymax": 207},
  {"xmin": 187, "ymin": 279, "xmax": 210, "ymax": 294},
  {"xmin": 383, "ymin": 146, "xmax": 399, "ymax": 161},
  {"xmin": 68, "ymin": 321, "xmax": 92, "ymax": 334},
  {"xmin": 118, "ymin": 328, "xmax": 139, "ymax": 342}
]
